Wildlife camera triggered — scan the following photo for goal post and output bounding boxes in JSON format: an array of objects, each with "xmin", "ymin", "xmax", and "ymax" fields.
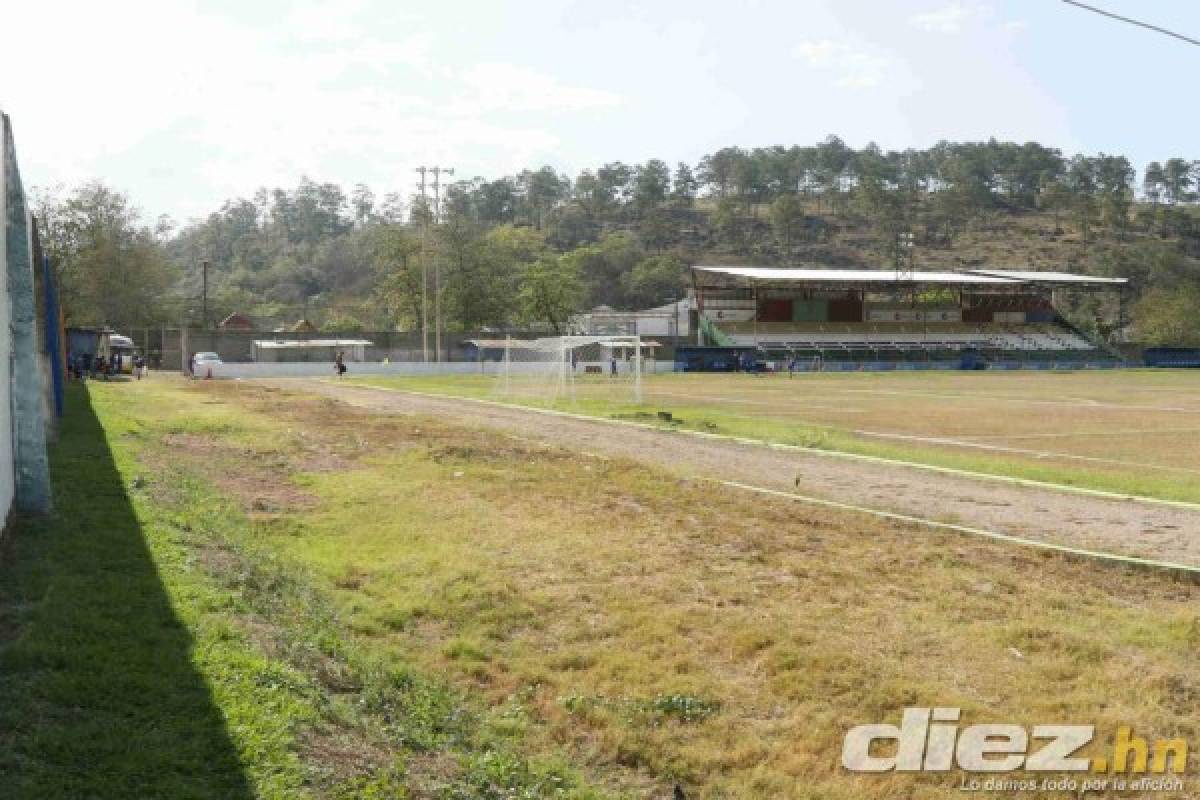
[{"xmin": 491, "ymin": 334, "xmax": 645, "ymax": 405}]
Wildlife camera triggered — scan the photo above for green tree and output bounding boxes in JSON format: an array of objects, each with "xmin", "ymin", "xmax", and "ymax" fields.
[
  {"xmin": 712, "ymin": 197, "xmax": 747, "ymax": 251},
  {"xmin": 1133, "ymin": 286, "xmax": 1200, "ymax": 346},
  {"xmin": 670, "ymin": 162, "xmax": 698, "ymax": 207},
  {"xmin": 1093, "ymin": 154, "xmax": 1134, "ymax": 236},
  {"xmin": 698, "ymin": 147, "xmax": 746, "ymax": 198},
  {"xmin": 624, "ymin": 255, "xmax": 685, "ymax": 308},
  {"xmin": 597, "ymin": 162, "xmax": 634, "ymax": 208},
  {"xmin": 435, "ymin": 210, "xmax": 488, "ymax": 329},
  {"xmin": 517, "ymin": 256, "xmax": 583, "ymax": 333},
  {"xmin": 637, "ymin": 209, "xmax": 675, "ymax": 253},
  {"xmin": 1143, "ymin": 162, "xmax": 1165, "ymax": 205},
  {"xmin": 456, "ymin": 225, "xmax": 547, "ymax": 328},
  {"xmin": 518, "ymin": 166, "xmax": 568, "ymax": 229},
  {"xmin": 769, "ymin": 194, "xmax": 806, "ymax": 253},
  {"xmin": 563, "ymin": 233, "xmax": 644, "ymax": 308},
  {"xmin": 320, "ymin": 312, "xmax": 365, "ymax": 332},
  {"xmin": 351, "ymin": 183, "xmax": 375, "ymax": 227},
  {"xmin": 371, "ymin": 225, "xmax": 422, "ymax": 328},
  {"xmin": 632, "ymin": 159, "xmax": 670, "ymax": 217},
  {"xmin": 1162, "ymin": 158, "xmax": 1194, "ymax": 205},
  {"xmin": 34, "ymin": 182, "xmax": 175, "ymax": 326},
  {"xmin": 1064, "ymin": 156, "xmax": 1099, "ymax": 245}
]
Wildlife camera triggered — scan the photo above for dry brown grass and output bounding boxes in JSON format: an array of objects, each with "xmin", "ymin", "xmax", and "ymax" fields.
[{"xmin": 118, "ymin": 378, "xmax": 1200, "ymax": 798}]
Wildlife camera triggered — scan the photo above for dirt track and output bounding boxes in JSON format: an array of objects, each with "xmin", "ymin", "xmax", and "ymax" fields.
[{"xmin": 273, "ymin": 380, "xmax": 1200, "ymax": 569}]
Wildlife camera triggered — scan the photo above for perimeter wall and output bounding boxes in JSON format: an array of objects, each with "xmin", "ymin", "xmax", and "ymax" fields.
[{"xmin": 2, "ymin": 111, "xmax": 54, "ymax": 519}]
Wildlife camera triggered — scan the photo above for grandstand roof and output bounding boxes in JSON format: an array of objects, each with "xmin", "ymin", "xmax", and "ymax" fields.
[
  {"xmin": 693, "ymin": 266, "xmax": 1020, "ymax": 286},
  {"xmin": 963, "ymin": 269, "xmax": 1127, "ymax": 286},
  {"xmin": 693, "ymin": 266, "xmax": 1127, "ymax": 289}
]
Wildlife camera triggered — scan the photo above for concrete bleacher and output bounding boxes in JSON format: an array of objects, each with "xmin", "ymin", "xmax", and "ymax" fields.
[
  {"xmin": 705, "ymin": 318, "xmax": 1115, "ymax": 365},
  {"xmin": 716, "ymin": 322, "xmax": 1093, "ymax": 350}
]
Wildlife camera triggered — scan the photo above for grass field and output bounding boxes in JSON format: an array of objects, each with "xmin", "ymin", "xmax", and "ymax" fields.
[
  {"xmin": 3, "ymin": 377, "xmax": 1199, "ymax": 798},
  {"xmin": 347, "ymin": 369, "xmax": 1200, "ymax": 505}
]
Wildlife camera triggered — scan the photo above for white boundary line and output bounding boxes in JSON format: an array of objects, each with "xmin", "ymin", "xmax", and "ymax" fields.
[
  {"xmin": 717, "ymin": 481, "xmax": 1200, "ymax": 578},
  {"xmin": 327, "ymin": 381, "xmax": 1200, "ymax": 513},
  {"xmin": 852, "ymin": 429, "xmax": 1200, "ymax": 475}
]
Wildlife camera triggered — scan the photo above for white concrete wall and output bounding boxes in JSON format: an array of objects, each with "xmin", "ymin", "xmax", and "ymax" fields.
[
  {"xmin": 0, "ymin": 115, "xmax": 15, "ymax": 522},
  {"xmin": 203, "ymin": 359, "xmax": 675, "ymax": 380},
  {"xmin": 2, "ymin": 111, "xmax": 52, "ymax": 515}
]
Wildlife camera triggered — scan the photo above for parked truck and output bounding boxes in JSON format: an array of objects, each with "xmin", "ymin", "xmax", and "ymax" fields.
[{"xmin": 66, "ymin": 328, "xmax": 137, "ymax": 375}]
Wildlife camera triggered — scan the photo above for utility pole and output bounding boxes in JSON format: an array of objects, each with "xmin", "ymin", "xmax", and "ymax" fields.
[
  {"xmin": 415, "ymin": 167, "xmax": 429, "ymax": 362},
  {"xmin": 430, "ymin": 166, "xmax": 453, "ymax": 362},
  {"xmin": 202, "ymin": 259, "xmax": 210, "ymax": 329}
]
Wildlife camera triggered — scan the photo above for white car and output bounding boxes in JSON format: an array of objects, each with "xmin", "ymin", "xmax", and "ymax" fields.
[{"xmin": 193, "ymin": 352, "xmax": 223, "ymax": 375}]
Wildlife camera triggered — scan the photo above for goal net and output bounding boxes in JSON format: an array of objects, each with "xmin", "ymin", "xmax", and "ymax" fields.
[{"xmin": 490, "ymin": 335, "xmax": 645, "ymax": 405}]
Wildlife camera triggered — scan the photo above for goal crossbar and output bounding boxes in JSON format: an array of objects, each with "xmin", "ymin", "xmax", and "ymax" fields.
[{"xmin": 499, "ymin": 334, "xmax": 644, "ymax": 404}]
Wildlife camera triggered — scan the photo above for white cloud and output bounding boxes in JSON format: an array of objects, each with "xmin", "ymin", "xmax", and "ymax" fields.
[
  {"xmin": 282, "ymin": 0, "xmax": 370, "ymax": 43},
  {"xmin": 0, "ymin": 1, "xmax": 625, "ymax": 221},
  {"xmin": 458, "ymin": 63, "xmax": 622, "ymax": 113},
  {"xmin": 793, "ymin": 40, "xmax": 890, "ymax": 89},
  {"xmin": 910, "ymin": 2, "xmax": 975, "ymax": 34}
]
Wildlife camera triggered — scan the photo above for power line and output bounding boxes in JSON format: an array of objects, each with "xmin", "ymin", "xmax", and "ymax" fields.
[{"xmin": 1060, "ymin": 0, "xmax": 1200, "ymax": 48}]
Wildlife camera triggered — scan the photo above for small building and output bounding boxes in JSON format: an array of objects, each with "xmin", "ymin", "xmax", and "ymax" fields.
[
  {"xmin": 462, "ymin": 338, "xmax": 523, "ymax": 362},
  {"xmin": 290, "ymin": 318, "xmax": 317, "ymax": 333},
  {"xmin": 572, "ymin": 297, "xmax": 693, "ymax": 338},
  {"xmin": 462, "ymin": 337, "xmax": 662, "ymax": 366},
  {"xmin": 252, "ymin": 338, "xmax": 373, "ymax": 363},
  {"xmin": 219, "ymin": 312, "xmax": 255, "ymax": 331}
]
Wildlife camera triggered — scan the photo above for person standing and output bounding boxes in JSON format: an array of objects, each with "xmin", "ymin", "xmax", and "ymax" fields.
[{"xmin": 334, "ymin": 351, "xmax": 347, "ymax": 377}]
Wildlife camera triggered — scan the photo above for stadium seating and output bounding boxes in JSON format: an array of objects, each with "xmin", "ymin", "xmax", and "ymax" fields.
[{"xmin": 702, "ymin": 317, "xmax": 1120, "ymax": 367}]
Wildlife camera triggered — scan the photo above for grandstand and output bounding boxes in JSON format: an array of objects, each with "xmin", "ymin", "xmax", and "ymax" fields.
[{"xmin": 682, "ymin": 266, "xmax": 1128, "ymax": 371}]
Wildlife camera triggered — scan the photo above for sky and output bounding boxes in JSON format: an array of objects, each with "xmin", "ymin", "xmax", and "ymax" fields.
[{"xmin": 3, "ymin": 0, "xmax": 1199, "ymax": 225}]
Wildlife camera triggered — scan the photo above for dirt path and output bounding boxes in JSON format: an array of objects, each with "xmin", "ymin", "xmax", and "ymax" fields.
[{"xmin": 269, "ymin": 380, "xmax": 1200, "ymax": 568}]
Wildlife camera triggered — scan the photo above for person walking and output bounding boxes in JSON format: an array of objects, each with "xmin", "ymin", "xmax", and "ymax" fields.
[{"xmin": 334, "ymin": 351, "xmax": 347, "ymax": 377}]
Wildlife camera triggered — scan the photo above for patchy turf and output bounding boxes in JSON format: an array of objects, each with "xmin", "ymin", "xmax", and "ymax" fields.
[
  {"xmin": 7, "ymin": 377, "xmax": 1196, "ymax": 798},
  {"xmin": 347, "ymin": 369, "xmax": 1200, "ymax": 504},
  {"xmin": 0, "ymin": 383, "xmax": 612, "ymax": 800}
]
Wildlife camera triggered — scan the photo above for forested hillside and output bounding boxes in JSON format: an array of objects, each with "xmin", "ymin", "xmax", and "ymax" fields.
[{"xmin": 36, "ymin": 136, "xmax": 1200, "ymax": 344}]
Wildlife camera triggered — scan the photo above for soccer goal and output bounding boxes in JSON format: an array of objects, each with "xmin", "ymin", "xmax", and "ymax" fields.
[{"xmin": 492, "ymin": 334, "xmax": 645, "ymax": 404}]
